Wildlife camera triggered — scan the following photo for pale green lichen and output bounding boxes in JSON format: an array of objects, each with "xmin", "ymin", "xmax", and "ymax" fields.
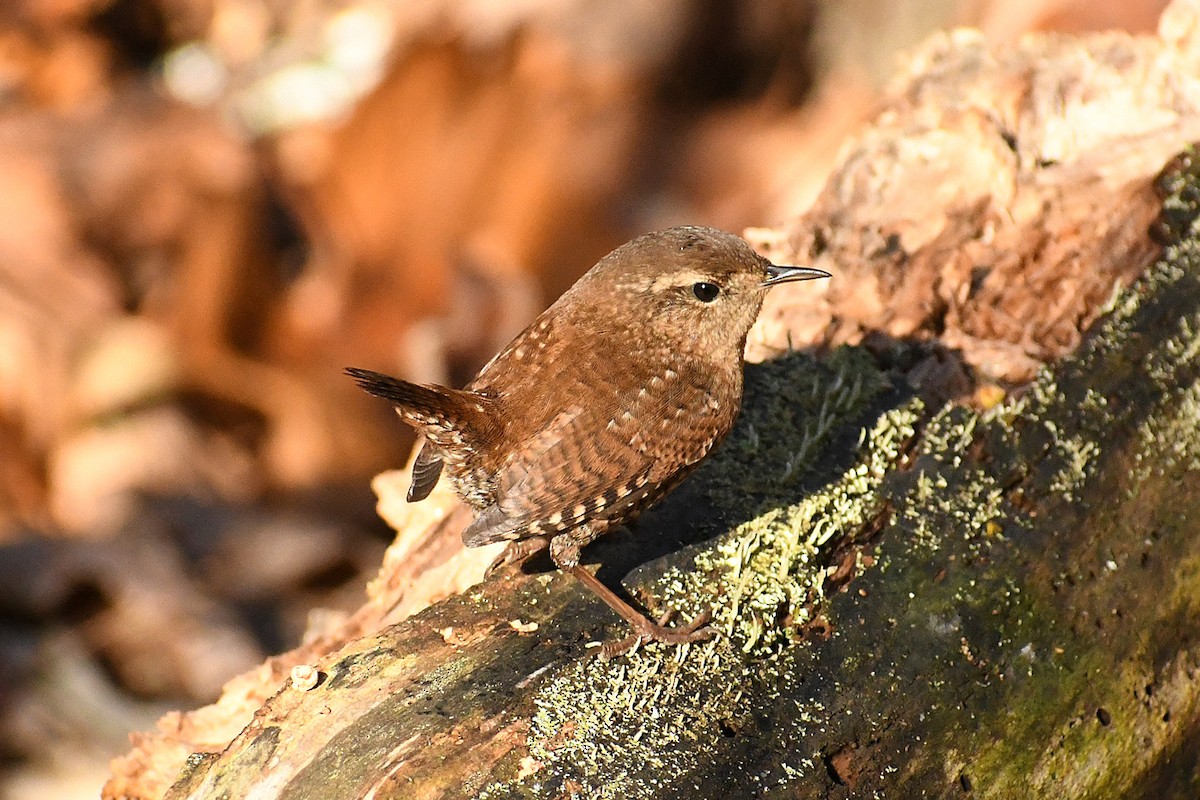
[
  {"xmin": 919, "ymin": 405, "xmax": 978, "ymax": 468},
  {"xmin": 694, "ymin": 402, "xmax": 919, "ymax": 650},
  {"xmin": 903, "ymin": 465, "xmax": 1006, "ymax": 549},
  {"xmin": 1133, "ymin": 377, "xmax": 1200, "ymax": 484},
  {"xmin": 1046, "ymin": 433, "xmax": 1100, "ymax": 501},
  {"xmin": 899, "ymin": 401, "xmax": 1013, "ymax": 556}
]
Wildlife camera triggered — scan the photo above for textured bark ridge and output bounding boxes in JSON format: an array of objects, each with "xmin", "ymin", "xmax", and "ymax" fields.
[{"xmin": 106, "ymin": 4, "xmax": 1200, "ymax": 798}]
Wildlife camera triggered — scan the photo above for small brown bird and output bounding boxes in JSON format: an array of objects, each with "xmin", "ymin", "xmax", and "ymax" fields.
[{"xmin": 348, "ymin": 226, "xmax": 828, "ymax": 652}]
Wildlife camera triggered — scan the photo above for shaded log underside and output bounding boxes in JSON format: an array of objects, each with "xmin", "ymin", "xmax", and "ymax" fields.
[{"xmin": 153, "ymin": 149, "xmax": 1200, "ymax": 799}]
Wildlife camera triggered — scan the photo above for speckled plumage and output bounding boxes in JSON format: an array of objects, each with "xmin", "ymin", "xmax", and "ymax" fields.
[{"xmin": 348, "ymin": 226, "xmax": 828, "ymax": 650}]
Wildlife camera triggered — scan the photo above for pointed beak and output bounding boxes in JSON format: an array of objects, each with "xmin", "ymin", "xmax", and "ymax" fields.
[{"xmin": 762, "ymin": 263, "xmax": 831, "ymax": 287}]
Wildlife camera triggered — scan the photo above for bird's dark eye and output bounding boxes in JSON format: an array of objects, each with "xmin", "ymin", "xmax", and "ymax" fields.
[{"xmin": 692, "ymin": 282, "xmax": 720, "ymax": 302}]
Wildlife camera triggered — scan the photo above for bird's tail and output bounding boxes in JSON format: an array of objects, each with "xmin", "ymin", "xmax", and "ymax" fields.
[{"xmin": 345, "ymin": 367, "xmax": 497, "ymax": 453}]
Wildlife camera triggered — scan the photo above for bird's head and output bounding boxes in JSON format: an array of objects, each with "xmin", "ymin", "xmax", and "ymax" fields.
[{"xmin": 573, "ymin": 226, "xmax": 829, "ymax": 357}]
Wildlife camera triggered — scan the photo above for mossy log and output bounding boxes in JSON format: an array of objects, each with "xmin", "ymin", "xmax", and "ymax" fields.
[{"xmin": 151, "ymin": 149, "xmax": 1200, "ymax": 799}]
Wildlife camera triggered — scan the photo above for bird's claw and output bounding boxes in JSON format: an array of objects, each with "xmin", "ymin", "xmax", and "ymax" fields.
[
  {"xmin": 484, "ymin": 536, "xmax": 551, "ymax": 578},
  {"xmin": 598, "ymin": 608, "xmax": 716, "ymax": 659}
]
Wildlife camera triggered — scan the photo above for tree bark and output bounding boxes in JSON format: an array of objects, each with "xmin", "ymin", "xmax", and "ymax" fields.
[{"xmin": 106, "ymin": 4, "xmax": 1200, "ymax": 798}]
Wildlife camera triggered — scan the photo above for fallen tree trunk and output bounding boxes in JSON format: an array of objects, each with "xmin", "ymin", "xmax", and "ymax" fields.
[{"xmin": 107, "ymin": 3, "xmax": 1200, "ymax": 798}]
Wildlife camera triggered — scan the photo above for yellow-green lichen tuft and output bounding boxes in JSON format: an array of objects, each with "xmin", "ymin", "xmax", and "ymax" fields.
[
  {"xmin": 689, "ymin": 401, "xmax": 919, "ymax": 652},
  {"xmin": 1133, "ymin": 373, "xmax": 1200, "ymax": 485}
]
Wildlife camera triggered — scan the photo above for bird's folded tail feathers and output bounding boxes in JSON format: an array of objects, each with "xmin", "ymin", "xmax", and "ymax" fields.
[{"xmin": 345, "ymin": 368, "xmax": 497, "ymax": 452}]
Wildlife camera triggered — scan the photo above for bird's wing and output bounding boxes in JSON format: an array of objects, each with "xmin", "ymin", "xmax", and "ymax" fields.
[{"xmin": 461, "ymin": 366, "xmax": 731, "ymax": 547}]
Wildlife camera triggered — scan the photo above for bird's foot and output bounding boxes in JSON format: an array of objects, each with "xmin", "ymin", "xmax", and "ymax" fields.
[
  {"xmin": 484, "ymin": 536, "xmax": 551, "ymax": 578},
  {"xmin": 600, "ymin": 608, "xmax": 716, "ymax": 659}
]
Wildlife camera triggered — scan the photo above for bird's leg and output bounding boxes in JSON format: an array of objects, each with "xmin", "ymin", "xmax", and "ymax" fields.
[
  {"xmin": 485, "ymin": 535, "xmax": 551, "ymax": 577},
  {"xmin": 550, "ymin": 529, "xmax": 715, "ymax": 655},
  {"xmin": 567, "ymin": 566, "xmax": 714, "ymax": 650}
]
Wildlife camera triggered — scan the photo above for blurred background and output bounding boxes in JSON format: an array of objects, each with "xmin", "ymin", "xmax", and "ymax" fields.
[{"xmin": 0, "ymin": 0, "xmax": 1169, "ymax": 796}]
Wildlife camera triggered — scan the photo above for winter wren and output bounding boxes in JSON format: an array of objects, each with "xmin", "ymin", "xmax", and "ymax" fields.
[{"xmin": 348, "ymin": 226, "xmax": 829, "ymax": 652}]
